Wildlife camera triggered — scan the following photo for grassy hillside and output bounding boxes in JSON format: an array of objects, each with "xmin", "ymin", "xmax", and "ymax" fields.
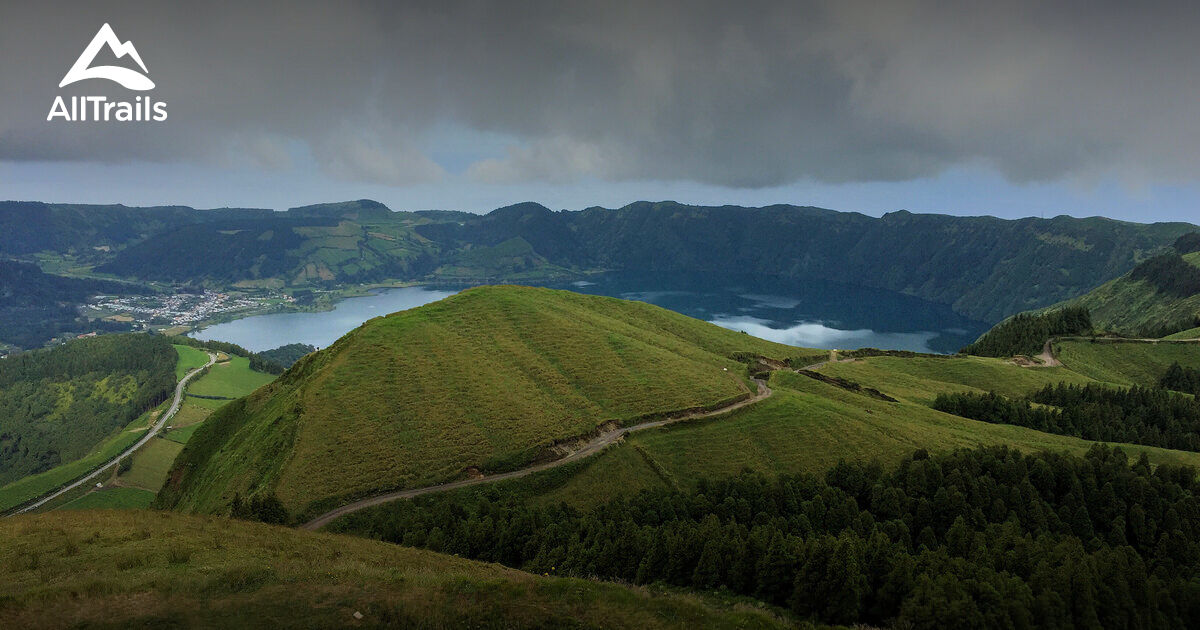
[
  {"xmin": 1061, "ymin": 239, "xmax": 1200, "ymax": 336},
  {"xmin": 0, "ymin": 511, "xmax": 790, "ymax": 629},
  {"xmin": 1054, "ymin": 339, "xmax": 1200, "ymax": 386},
  {"xmin": 519, "ymin": 356, "xmax": 1200, "ymax": 510},
  {"xmin": 158, "ymin": 286, "xmax": 806, "ymax": 519}
]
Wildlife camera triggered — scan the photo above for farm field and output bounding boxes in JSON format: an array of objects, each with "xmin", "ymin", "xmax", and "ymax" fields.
[
  {"xmin": 186, "ymin": 355, "xmax": 276, "ymax": 409},
  {"xmin": 119, "ymin": 437, "xmax": 184, "ymax": 492},
  {"xmin": 173, "ymin": 344, "xmax": 210, "ymax": 380}
]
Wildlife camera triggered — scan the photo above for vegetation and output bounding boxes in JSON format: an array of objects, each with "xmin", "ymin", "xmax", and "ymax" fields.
[
  {"xmin": 185, "ymin": 355, "xmax": 276, "ymax": 409},
  {"xmin": 0, "ymin": 260, "xmax": 150, "ymax": 349},
  {"xmin": 961, "ymin": 306, "xmax": 1091, "ymax": 357},
  {"xmin": 933, "ymin": 383, "xmax": 1200, "ymax": 452},
  {"xmin": 8, "ymin": 199, "xmax": 1195, "ymax": 324},
  {"xmin": 0, "ymin": 334, "xmax": 175, "ymax": 486},
  {"xmin": 1055, "ymin": 339, "xmax": 1200, "ymax": 386},
  {"xmin": 1059, "ymin": 244, "xmax": 1200, "ymax": 336},
  {"xmin": 156, "ymin": 286, "xmax": 806, "ymax": 520},
  {"xmin": 332, "ymin": 445, "xmax": 1200, "ymax": 629},
  {"xmin": 258, "ymin": 342, "xmax": 317, "ymax": 368},
  {"xmin": 0, "ymin": 510, "xmax": 793, "ymax": 629},
  {"xmin": 57, "ymin": 487, "xmax": 154, "ymax": 510},
  {"xmin": 119, "ymin": 438, "xmax": 185, "ymax": 491},
  {"xmin": 172, "ymin": 336, "xmax": 285, "ymax": 374},
  {"xmin": 1128, "ymin": 252, "xmax": 1200, "ymax": 298},
  {"xmin": 1162, "ymin": 362, "xmax": 1200, "ymax": 396}
]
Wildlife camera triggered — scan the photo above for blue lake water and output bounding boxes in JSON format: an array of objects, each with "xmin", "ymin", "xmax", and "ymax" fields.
[{"xmin": 192, "ymin": 272, "xmax": 988, "ymax": 353}]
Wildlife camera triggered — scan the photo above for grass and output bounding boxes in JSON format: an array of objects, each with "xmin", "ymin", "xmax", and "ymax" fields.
[
  {"xmin": 1055, "ymin": 339, "xmax": 1200, "ymax": 386},
  {"xmin": 0, "ymin": 511, "xmax": 793, "ymax": 630},
  {"xmin": 168, "ymin": 401, "xmax": 211, "ymax": 427},
  {"xmin": 162, "ymin": 423, "xmax": 204, "ymax": 444},
  {"xmin": 159, "ymin": 286, "xmax": 811, "ymax": 518},
  {"xmin": 57, "ymin": 487, "xmax": 155, "ymax": 511},
  {"xmin": 186, "ymin": 355, "xmax": 276, "ymax": 409},
  {"xmin": 0, "ymin": 408, "xmax": 155, "ymax": 513},
  {"xmin": 173, "ymin": 344, "xmax": 209, "ymax": 380},
  {"xmin": 119, "ymin": 438, "xmax": 184, "ymax": 492},
  {"xmin": 524, "ymin": 367, "xmax": 1200, "ymax": 510},
  {"xmin": 1166, "ymin": 327, "xmax": 1200, "ymax": 340}
]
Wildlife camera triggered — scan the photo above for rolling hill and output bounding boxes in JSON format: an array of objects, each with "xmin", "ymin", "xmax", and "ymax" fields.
[
  {"xmin": 156, "ymin": 286, "xmax": 804, "ymax": 520},
  {"xmin": 0, "ymin": 510, "xmax": 791, "ymax": 630},
  {"xmin": 1054, "ymin": 232, "xmax": 1200, "ymax": 336}
]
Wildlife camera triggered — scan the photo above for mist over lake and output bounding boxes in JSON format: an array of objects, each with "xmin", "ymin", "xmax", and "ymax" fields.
[{"xmin": 192, "ymin": 272, "xmax": 987, "ymax": 353}]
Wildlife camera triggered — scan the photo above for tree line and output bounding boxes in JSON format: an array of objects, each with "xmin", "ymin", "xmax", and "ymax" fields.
[
  {"xmin": 961, "ymin": 307, "xmax": 1092, "ymax": 358},
  {"xmin": 330, "ymin": 445, "xmax": 1200, "ymax": 629},
  {"xmin": 1162, "ymin": 362, "xmax": 1200, "ymax": 397},
  {"xmin": 933, "ymin": 383, "xmax": 1200, "ymax": 453}
]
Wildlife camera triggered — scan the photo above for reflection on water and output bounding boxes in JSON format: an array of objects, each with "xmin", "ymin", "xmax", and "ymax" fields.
[{"xmin": 192, "ymin": 272, "xmax": 989, "ymax": 354}]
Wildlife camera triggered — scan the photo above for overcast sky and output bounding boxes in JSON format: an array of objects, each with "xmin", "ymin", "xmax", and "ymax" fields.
[{"xmin": 2, "ymin": 0, "xmax": 1199, "ymax": 222}]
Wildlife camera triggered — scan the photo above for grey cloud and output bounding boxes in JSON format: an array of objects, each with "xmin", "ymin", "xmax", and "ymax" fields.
[{"xmin": 0, "ymin": 0, "xmax": 1198, "ymax": 188}]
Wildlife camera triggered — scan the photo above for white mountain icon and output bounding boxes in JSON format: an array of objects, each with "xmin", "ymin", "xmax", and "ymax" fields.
[{"xmin": 59, "ymin": 23, "xmax": 155, "ymax": 91}]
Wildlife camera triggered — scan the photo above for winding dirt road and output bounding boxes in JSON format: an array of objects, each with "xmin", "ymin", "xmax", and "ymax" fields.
[
  {"xmin": 7, "ymin": 352, "xmax": 217, "ymax": 515},
  {"xmin": 300, "ymin": 377, "xmax": 772, "ymax": 531}
]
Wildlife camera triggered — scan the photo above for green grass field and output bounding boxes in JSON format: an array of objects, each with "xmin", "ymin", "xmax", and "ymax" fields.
[
  {"xmin": 1055, "ymin": 339, "xmax": 1200, "ymax": 386},
  {"xmin": 57, "ymin": 487, "xmax": 155, "ymax": 511},
  {"xmin": 119, "ymin": 438, "xmax": 184, "ymax": 492},
  {"xmin": 186, "ymin": 356, "xmax": 276, "ymax": 409},
  {"xmin": 159, "ymin": 286, "xmax": 812, "ymax": 518},
  {"xmin": 168, "ymin": 401, "xmax": 211, "ymax": 427},
  {"xmin": 1166, "ymin": 327, "xmax": 1200, "ymax": 340},
  {"xmin": 162, "ymin": 423, "xmax": 204, "ymax": 444},
  {"xmin": 0, "ymin": 511, "xmax": 791, "ymax": 630},
  {"xmin": 518, "ymin": 366, "xmax": 1200, "ymax": 510},
  {"xmin": 173, "ymin": 344, "xmax": 210, "ymax": 380},
  {"xmin": 0, "ymin": 409, "xmax": 155, "ymax": 513}
]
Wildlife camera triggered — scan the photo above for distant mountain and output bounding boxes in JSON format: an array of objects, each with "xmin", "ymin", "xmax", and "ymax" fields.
[{"xmin": 4, "ymin": 199, "xmax": 1195, "ymax": 323}]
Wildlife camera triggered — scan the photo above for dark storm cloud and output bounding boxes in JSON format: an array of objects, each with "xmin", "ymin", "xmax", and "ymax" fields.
[{"xmin": 1, "ymin": 0, "xmax": 1198, "ymax": 187}]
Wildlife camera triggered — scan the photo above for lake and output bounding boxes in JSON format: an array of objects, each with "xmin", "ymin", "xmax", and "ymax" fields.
[{"xmin": 191, "ymin": 272, "xmax": 988, "ymax": 353}]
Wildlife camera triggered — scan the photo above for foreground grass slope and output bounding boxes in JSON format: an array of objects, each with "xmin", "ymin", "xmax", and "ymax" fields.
[
  {"xmin": 159, "ymin": 286, "xmax": 805, "ymax": 519},
  {"xmin": 0, "ymin": 511, "xmax": 790, "ymax": 630}
]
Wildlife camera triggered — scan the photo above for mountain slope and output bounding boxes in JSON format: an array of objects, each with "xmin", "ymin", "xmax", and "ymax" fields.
[
  {"xmin": 0, "ymin": 510, "xmax": 790, "ymax": 630},
  {"xmin": 1059, "ymin": 233, "xmax": 1200, "ymax": 336},
  {"xmin": 157, "ymin": 286, "xmax": 803, "ymax": 519},
  {"xmin": 9, "ymin": 199, "xmax": 1194, "ymax": 323}
]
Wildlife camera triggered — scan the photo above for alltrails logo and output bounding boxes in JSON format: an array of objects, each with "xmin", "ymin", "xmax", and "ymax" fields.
[{"xmin": 47, "ymin": 23, "xmax": 167, "ymax": 122}]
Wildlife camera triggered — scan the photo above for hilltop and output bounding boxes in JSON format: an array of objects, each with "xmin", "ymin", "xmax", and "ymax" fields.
[
  {"xmin": 156, "ymin": 286, "xmax": 803, "ymax": 520},
  {"xmin": 0, "ymin": 510, "xmax": 790, "ymax": 629}
]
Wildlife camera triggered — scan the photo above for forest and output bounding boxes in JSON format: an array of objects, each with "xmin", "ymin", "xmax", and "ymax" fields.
[
  {"xmin": 0, "ymin": 334, "xmax": 176, "ymax": 484},
  {"xmin": 960, "ymin": 306, "xmax": 1092, "ymax": 357},
  {"xmin": 330, "ymin": 445, "xmax": 1200, "ymax": 629},
  {"xmin": 933, "ymin": 383, "xmax": 1200, "ymax": 452},
  {"xmin": 1162, "ymin": 362, "xmax": 1200, "ymax": 397},
  {"xmin": 0, "ymin": 260, "xmax": 145, "ymax": 349}
]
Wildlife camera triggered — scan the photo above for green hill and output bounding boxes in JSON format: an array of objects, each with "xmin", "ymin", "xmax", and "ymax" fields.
[
  {"xmin": 1060, "ymin": 234, "xmax": 1200, "ymax": 336},
  {"xmin": 0, "ymin": 510, "xmax": 790, "ymax": 630},
  {"xmin": 157, "ymin": 286, "xmax": 804, "ymax": 520}
]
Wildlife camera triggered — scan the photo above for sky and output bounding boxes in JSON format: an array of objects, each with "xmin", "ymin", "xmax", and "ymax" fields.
[{"xmin": 2, "ymin": 0, "xmax": 1199, "ymax": 222}]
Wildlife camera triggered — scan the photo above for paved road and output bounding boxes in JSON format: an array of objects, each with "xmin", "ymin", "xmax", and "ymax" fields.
[
  {"xmin": 301, "ymin": 378, "xmax": 772, "ymax": 531},
  {"xmin": 8, "ymin": 351, "xmax": 217, "ymax": 515}
]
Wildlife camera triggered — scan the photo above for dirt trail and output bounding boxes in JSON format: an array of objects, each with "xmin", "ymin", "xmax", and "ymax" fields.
[
  {"xmin": 1037, "ymin": 339, "xmax": 1062, "ymax": 367},
  {"xmin": 300, "ymin": 378, "xmax": 772, "ymax": 531}
]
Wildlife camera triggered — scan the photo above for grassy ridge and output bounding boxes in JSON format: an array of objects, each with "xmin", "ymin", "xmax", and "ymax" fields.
[
  {"xmin": 1055, "ymin": 339, "xmax": 1200, "ymax": 386},
  {"xmin": 58, "ymin": 487, "xmax": 154, "ymax": 511},
  {"xmin": 158, "ymin": 286, "xmax": 807, "ymax": 518},
  {"xmin": 516, "ymin": 354, "xmax": 1200, "ymax": 511},
  {"xmin": 0, "ymin": 511, "xmax": 791, "ymax": 629}
]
